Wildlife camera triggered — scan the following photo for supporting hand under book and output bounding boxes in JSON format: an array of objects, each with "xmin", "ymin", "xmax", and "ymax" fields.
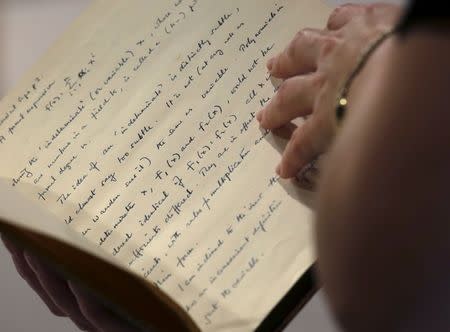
[{"xmin": 1, "ymin": 235, "xmax": 138, "ymax": 332}]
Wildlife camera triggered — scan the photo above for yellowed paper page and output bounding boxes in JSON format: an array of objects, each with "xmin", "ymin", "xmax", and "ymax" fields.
[
  {"xmin": 0, "ymin": 178, "xmax": 117, "ymax": 265},
  {"xmin": 0, "ymin": 0, "xmax": 331, "ymax": 330}
]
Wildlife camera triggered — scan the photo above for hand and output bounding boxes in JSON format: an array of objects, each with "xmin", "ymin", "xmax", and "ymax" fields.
[
  {"xmin": 257, "ymin": 3, "xmax": 401, "ymax": 179},
  {"xmin": 1, "ymin": 235, "xmax": 138, "ymax": 332}
]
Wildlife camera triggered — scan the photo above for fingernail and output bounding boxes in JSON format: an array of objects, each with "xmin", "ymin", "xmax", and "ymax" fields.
[
  {"xmin": 275, "ymin": 163, "xmax": 281, "ymax": 175},
  {"xmin": 267, "ymin": 57, "xmax": 274, "ymax": 72},
  {"xmin": 256, "ymin": 111, "xmax": 263, "ymax": 122}
]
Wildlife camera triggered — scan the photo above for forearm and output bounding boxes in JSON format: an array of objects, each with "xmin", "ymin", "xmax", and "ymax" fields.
[{"xmin": 316, "ymin": 29, "xmax": 450, "ymax": 332}]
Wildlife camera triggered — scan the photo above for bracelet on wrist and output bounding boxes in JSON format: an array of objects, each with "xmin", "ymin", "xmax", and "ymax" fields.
[{"xmin": 335, "ymin": 29, "xmax": 395, "ymax": 124}]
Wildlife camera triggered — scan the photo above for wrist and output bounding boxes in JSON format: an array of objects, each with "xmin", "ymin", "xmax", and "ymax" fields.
[{"xmin": 335, "ymin": 30, "xmax": 395, "ymax": 126}]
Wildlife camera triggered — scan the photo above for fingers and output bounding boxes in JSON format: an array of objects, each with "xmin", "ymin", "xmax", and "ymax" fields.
[
  {"xmin": 261, "ymin": 2, "xmax": 403, "ymax": 180},
  {"xmin": 276, "ymin": 82, "xmax": 336, "ymax": 179},
  {"xmin": 69, "ymin": 282, "xmax": 139, "ymax": 332},
  {"xmin": 276, "ymin": 120, "xmax": 321, "ymax": 178},
  {"xmin": 257, "ymin": 73, "xmax": 323, "ymax": 129},
  {"xmin": 24, "ymin": 252, "xmax": 96, "ymax": 332},
  {"xmin": 271, "ymin": 122, "xmax": 298, "ymax": 141},
  {"xmin": 327, "ymin": 4, "xmax": 367, "ymax": 30},
  {"xmin": 267, "ymin": 28, "xmax": 327, "ymax": 78},
  {"xmin": 327, "ymin": 3, "xmax": 402, "ymax": 31},
  {"xmin": 266, "ymin": 119, "xmax": 322, "ymax": 181},
  {"xmin": 1, "ymin": 236, "xmax": 66, "ymax": 317}
]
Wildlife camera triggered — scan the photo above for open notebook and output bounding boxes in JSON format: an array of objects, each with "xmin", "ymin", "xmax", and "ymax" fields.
[{"xmin": 0, "ymin": 0, "xmax": 331, "ymax": 331}]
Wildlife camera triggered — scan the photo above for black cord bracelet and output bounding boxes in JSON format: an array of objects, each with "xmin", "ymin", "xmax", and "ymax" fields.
[{"xmin": 336, "ymin": 29, "xmax": 394, "ymax": 124}]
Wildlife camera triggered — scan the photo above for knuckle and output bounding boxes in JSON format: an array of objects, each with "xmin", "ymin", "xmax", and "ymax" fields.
[
  {"xmin": 291, "ymin": 127, "xmax": 305, "ymax": 148},
  {"xmin": 320, "ymin": 37, "xmax": 338, "ymax": 58},
  {"xmin": 327, "ymin": 4, "xmax": 349, "ymax": 28},
  {"xmin": 294, "ymin": 121, "xmax": 316, "ymax": 155},
  {"xmin": 275, "ymin": 81, "xmax": 291, "ymax": 109},
  {"xmin": 294, "ymin": 29, "xmax": 306, "ymax": 41},
  {"xmin": 270, "ymin": 54, "xmax": 281, "ymax": 73},
  {"xmin": 287, "ymin": 34, "xmax": 300, "ymax": 58},
  {"xmin": 312, "ymin": 112, "xmax": 333, "ymax": 148},
  {"xmin": 328, "ymin": 6, "xmax": 341, "ymax": 24},
  {"xmin": 286, "ymin": 43, "xmax": 296, "ymax": 60},
  {"xmin": 293, "ymin": 28, "xmax": 314, "ymax": 47},
  {"xmin": 311, "ymin": 72, "xmax": 326, "ymax": 90},
  {"xmin": 302, "ymin": 28, "xmax": 321, "ymax": 46},
  {"xmin": 302, "ymin": 27, "xmax": 319, "ymax": 36},
  {"xmin": 326, "ymin": 17, "xmax": 336, "ymax": 30},
  {"xmin": 282, "ymin": 156, "xmax": 297, "ymax": 175}
]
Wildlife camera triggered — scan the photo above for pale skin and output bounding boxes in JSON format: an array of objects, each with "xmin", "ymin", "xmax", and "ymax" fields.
[
  {"xmin": 2, "ymin": 3, "xmax": 450, "ymax": 332},
  {"xmin": 259, "ymin": 3, "xmax": 450, "ymax": 332},
  {"xmin": 257, "ymin": 3, "xmax": 402, "ymax": 178}
]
